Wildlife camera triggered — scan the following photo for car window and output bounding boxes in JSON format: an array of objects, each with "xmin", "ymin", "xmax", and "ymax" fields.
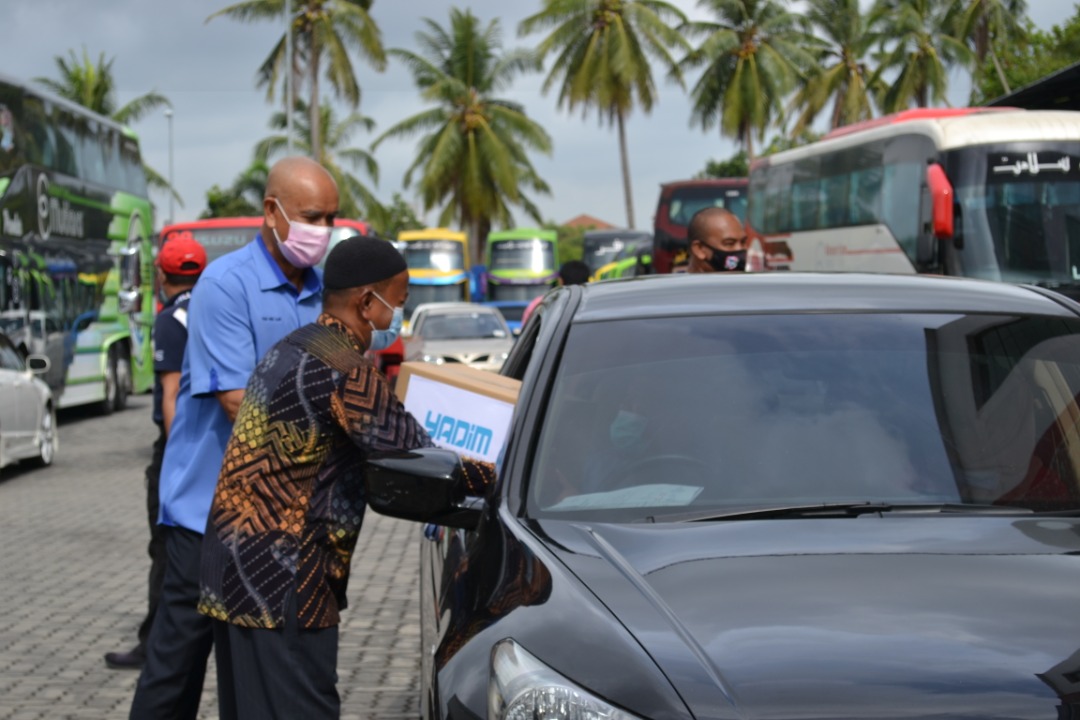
[
  {"xmin": 529, "ymin": 313, "xmax": 1080, "ymax": 521},
  {"xmin": 0, "ymin": 337, "xmax": 25, "ymax": 371}
]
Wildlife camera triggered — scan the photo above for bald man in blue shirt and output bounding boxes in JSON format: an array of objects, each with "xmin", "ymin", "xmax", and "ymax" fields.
[{"xmin": 130, "ymin": 157, "xmax": 338, "ymax": 720}]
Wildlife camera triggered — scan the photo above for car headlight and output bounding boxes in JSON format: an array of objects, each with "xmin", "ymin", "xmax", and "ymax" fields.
[
  {"xmin": 422, "ymin": 354, "xmax": 445, "ymax": 365},
  {"xmin": 488, "ymin": 639, "xmax": 642, "ymax": 720}
]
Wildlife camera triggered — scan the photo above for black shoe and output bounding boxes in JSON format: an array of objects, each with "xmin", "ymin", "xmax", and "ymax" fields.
[{"xmin": 104, "ymin": 645, "xmax": 145, "ymax": 670}]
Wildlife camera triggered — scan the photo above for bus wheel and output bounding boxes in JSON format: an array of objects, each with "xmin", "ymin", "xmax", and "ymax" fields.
[
  {"xmin": 113, "ymin": 350, "xmax": 131, "ymax": 412},
  {"xmin": 98, "ymin": 348, "xmax": 118, "ymax": 416}
]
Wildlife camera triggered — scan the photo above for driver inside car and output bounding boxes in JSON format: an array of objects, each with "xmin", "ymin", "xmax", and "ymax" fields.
[{"xmin": 540, "ymin": 380, "xmax": 689, "ymax": 508}]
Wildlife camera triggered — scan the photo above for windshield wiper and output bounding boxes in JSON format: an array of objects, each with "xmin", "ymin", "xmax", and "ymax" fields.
[{"xmin": 669, "ymin": 502, "xmax": 1035, "ymax": 523}]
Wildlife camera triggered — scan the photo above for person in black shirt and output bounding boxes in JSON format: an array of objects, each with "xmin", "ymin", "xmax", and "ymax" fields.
[{"xmin": 105, "ymin": 234, "xmax": 206, "ymax": 669}]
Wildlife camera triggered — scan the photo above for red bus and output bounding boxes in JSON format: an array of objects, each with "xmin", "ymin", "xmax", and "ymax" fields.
[
  {"xmin": 652, "ymin": 178, "xmax": 749, "ymax": 273},
  {"xmin": 154, "ymin": 216, "xmax": 405, "ymax": 376},
  {"xmin": 158, "ymin": 216, "xmax": 373, "ymax": 266}
]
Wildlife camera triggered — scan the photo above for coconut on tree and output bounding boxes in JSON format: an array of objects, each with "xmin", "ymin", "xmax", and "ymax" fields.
[
  {"xmin": 373, "ymin": 8, "xmax": 552, "ymax": 265},
  {"xmin": 681, "ymin": 0, "xmax": 815, "ymax": 160},
  {"xmin": 789, "ymin": 0, "xmax": 886, "ymax": 133},
  {"xmin": 520, "ymin": 0, "xmax": 689, "ymax": 229},
  {"xmin": 255, "ymin": 98, "xmax": 380, "ymax": 220},
  {"xmin": 208, "ymin": 0, "xmax": 386, "ymax": 161}
]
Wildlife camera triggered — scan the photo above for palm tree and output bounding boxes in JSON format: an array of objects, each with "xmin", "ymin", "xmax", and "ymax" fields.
[
  {"xmin": 207, "ymin": 0, "xmax": 386, "ymax": 161},
  {"xmin": 681, "ymin": 0, "xmax": 815, "ymax": 160},
  {"xmin": 255, "ymin": 99, "xmax": 379, "ymax": 219},
  {"xmin": 954, "ymin": 0, "xmax": 1028, "ymax": 94},
  {"xmin": 875, "ymin": 0, "xmax": 972, "ymax": 111},
  {"xmin": 790, "ymin": 0, "xmax": 885, "ymax": 133},
  {"xmin": 520, "ymin": 0, "xmax": 688, "ymax": 229},
  {"xmin": 373, "ymin": 9, "xmax": 552, "ymax": 264},
  {"xmin": 35, "ymin": 48, "xmax": 180, "ymax": 205}
]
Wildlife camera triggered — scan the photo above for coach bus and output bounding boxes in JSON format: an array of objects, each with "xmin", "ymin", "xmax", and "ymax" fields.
[
  {"xmin": 582, "ymin": 229, "xmax": 652, "ymax": 276},
  {"xmin": 748, "ymin": 108, "xmax": 1080, "ymax": 296},
  {"xmin": 652, "ymin": 178, "xmax": 748, "ymax": 273},
  {"xmin": 485, "ymin": 227, "xmax": 558, "ymax": 302},
  {"xmin": 397, "ymin": 228, "xmax": 470, "ymax": 319},
  {"xmin": 0, "ymin": 74, "xmax": 155, "ymax": 413}
]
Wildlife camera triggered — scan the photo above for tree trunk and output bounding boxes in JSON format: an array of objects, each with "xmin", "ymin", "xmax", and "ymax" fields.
[
  {"xmin": 991, "ymin": 46, "xmax": 1011, "ymax": 95},
  {"xmin": 743, "ymin": 123, "xmax": 755, "ymax": 163},
  {"xmin": 616, "ymin": 110, "xmax": 635, "ymax": 229},
  {"xmin": 471, "ymin": 216, "xmax": 482, "ymax": 268},
  {"xmin": 310, "ymin": 41, "xmax": 321, "ymax": 161}
]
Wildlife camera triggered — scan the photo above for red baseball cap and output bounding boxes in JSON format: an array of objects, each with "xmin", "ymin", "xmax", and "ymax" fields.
[{"xmin": 156, "ymin": 234, "xmax": 207, "ymax": 275}]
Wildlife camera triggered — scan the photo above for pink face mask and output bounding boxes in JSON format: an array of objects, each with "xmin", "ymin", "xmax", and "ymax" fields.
[{"xmin": 272, "ymin": 198, "xmax": 332, "ymax": 268}]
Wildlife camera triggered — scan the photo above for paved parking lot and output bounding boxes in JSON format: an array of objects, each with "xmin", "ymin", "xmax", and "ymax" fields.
[{"xmin": 0, "ymin": 395, "xmax": 423, "ymax": 719}]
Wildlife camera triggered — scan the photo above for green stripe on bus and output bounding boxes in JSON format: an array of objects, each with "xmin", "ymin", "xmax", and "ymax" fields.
[{"xmin": 65, "ymin": 376, "xmax": 105, "ymax": 386}]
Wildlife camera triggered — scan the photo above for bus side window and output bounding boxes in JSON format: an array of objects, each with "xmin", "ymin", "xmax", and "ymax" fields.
[
  {"xmin": 881, "ymin": 162, "xmax": 922, "ymax": 263},
  {"xmin": 101, "ymin": 128, "xmax": 127, "ymax": 192},
  {"xmin": 119, "ymin": 137, "xmax": 147, "ymax": 196},
  {"xmin": 78, "ymin": 120, "xmax": 107, "ymax": 187},
  {"xmin": 850, "ymin": 166, "xmax": 883, "ymax": 226},
  {"xmin": 54, "ymin": 110, "xmax": 79, "ymax": 177},
  {"xmin": 821, "ymin": 174, "xmax": 849, "ymax": 227}
]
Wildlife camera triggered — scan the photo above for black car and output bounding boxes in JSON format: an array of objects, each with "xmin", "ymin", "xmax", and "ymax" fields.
[{"xmin": 366, "ymin": 273, "xmax": 1080, "ymax": 720}]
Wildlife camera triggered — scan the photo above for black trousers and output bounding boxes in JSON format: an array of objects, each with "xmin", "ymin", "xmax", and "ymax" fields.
[
  {"xmin": 129, "ymin": 526, "xmax": 216, "ymax": 720},
  {"xmin": 213, "ymin": 591, "xmax": 340, "ymax": 720},
  {"xmin": 137, "ymin": 428, "xmax": 167, "ymax": 647}
]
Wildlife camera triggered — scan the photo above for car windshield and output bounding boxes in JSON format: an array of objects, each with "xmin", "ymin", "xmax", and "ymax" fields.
[
  {"xmin": 421, "ymin": 312, "xmax": 507, "ymax": 340},
  {"xmin": 492, "ymin": 304, "xmax": 526, "ymax": 324},
  {"xmin": 529, "ymin": 312, "xmax": 1080, "ymax": 522}
]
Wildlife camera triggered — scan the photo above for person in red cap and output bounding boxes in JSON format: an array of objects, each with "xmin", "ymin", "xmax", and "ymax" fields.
[{"xmin": 105, "ymin": 233, "xmax": 207, "ymax": 670}]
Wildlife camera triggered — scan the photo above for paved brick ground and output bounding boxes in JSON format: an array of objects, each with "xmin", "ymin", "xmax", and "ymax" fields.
[{"xmin": 0, "ymin": 395, "xmax": 423, "ymax": 719}]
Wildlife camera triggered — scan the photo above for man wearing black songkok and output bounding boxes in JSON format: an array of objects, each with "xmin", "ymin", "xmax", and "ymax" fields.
[{"xmin": 198, "ymin": 235, "xmax": 495, "ymax": 720}]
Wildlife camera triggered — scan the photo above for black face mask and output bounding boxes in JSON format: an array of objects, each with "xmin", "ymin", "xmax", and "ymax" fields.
[{"xmin": 707, "ymin": 247, "xmax": 747, "ymax": 272}]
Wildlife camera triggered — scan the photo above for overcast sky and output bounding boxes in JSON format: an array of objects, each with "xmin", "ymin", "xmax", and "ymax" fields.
[{"xmin": 6, "ymin": 0, "xmax": 1077, "ymax": 230}]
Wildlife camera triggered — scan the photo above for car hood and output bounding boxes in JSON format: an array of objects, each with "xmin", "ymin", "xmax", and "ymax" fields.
[{"xmin": 537, "ymin": 516, "xmax": 1080, "ymax": 720}]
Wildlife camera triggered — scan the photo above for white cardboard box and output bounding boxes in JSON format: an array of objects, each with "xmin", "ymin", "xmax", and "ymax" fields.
[{"xmin": 395, "ymin": 362, "xmax": 521, "ymax": 464}]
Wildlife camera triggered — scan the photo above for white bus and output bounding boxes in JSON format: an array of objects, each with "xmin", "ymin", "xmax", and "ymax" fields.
[{"xmin": 748, "ymin": 108, "xmax": 1080, "ymax": 296}]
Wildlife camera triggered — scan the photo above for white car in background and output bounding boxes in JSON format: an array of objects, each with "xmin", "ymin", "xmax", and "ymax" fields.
[
  {"xmin": 403, "ymin": 304, "xmax": 514, "ymax": 373},
  {"xmin": 0, "ymin": 332, "xmax": 57, "ymax": 472}
]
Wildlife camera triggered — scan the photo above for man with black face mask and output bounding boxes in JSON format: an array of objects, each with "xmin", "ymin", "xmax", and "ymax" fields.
[{"xmin": 686, "ymin": 207, "xmax": 748, "ymax": 274}]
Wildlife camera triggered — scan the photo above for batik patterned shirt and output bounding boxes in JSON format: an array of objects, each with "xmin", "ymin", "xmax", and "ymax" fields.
[{"xmin": 198, "ymin": 313, "xmax": 493, "ymax": 629}]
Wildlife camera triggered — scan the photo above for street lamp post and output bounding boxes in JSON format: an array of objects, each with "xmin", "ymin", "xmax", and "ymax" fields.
[
  {"xmin": 285, "ymin": 3, "xmax": 293, "ymax": 155},
  {"xmin": 164, "ymin": 108, "xmax": 174, "ymax": 224}
]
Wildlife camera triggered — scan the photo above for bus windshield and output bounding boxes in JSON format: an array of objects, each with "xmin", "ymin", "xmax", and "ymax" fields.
[
  {"xmin": 404, "ymin": 240, "xmax": 464, "ymax": 272},
  {"xmin": 582, "ymin": 232, "xmax": 650, "ymax": 273},
  {"xmin": 163, "ymin": 226, "xmax": 261, "ymax": 263},
  {"xmin": 947, "ymin": 145, "xmax": 1080, "ymax": 288},
  {"xmin": 666, "ymin": 185, "xmax": 748, "ymax": 226},
  {"xmin": 490, "ymin": 239, "xmax": 555, "ymax": 273}
]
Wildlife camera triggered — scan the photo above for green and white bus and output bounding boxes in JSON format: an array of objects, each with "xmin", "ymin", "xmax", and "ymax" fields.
[{"xmin": 0, "ymin": 74, "xmax": 154, "ymax": 412}]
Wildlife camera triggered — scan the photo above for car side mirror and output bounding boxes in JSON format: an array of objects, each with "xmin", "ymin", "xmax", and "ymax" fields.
[
  {"xmin": 365, "ymin": 448, "xmax": 483, "ymax": 530},
  {"xmin": 27, "ymin": 354, "xmax": 50, "ymax": 374}
]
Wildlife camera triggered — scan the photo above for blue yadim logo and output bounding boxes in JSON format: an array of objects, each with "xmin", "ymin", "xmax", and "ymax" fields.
[{"xmin": 425, "ymin": 411, "xmax": 494, "ymax": 457}]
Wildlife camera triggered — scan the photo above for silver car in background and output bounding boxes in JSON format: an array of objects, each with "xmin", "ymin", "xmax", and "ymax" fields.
[
  {"xmin": 0, "ymin": 332, "xmax": 57, "ymax": 471},
  {"xmin": 403, "ymin": 304, "xmax": 514, "ymax": 372}
]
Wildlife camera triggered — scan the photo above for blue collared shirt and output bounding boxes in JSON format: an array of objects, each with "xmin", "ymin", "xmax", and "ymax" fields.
[{"xmin": 158, "ymin": 235, "xmax": 322, "ymax": 533}]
